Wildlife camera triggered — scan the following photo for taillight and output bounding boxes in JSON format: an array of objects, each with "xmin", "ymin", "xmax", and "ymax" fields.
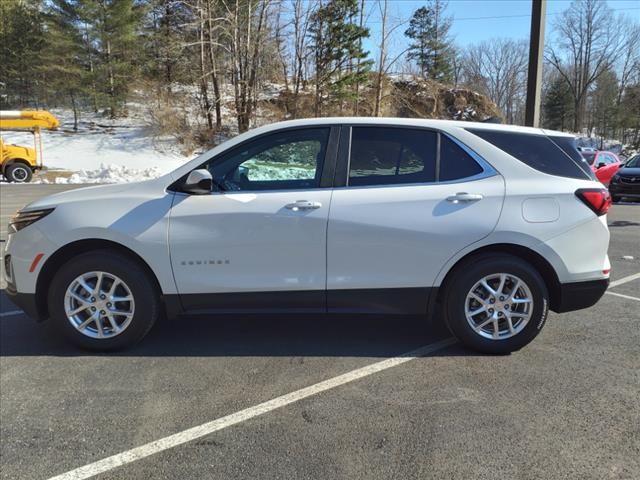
[{"xmin": 575, "ymin": 188, "xmax": 611, "ymax": 216}]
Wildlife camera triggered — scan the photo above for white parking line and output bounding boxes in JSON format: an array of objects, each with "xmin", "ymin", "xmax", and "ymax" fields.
[
  {"xmin": 605, "ymin": 291, "xmax": 640, "ymax": 302},
  {"xmin": 608, "ymin": 272, "xmax": 640, "ymax": 288},
  {"xmin": 0, "ymin": 310, "xmax": 23, "ymax": 318},
  {"xmin": 47, "ymin": 337, "xmax": 456, "ymax": 480}
]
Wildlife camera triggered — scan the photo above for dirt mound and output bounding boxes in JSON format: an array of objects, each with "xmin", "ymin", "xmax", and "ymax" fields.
[
  {"xmin": 263, "ymin": 74, "xmax": 502, "ymax": 122},
  {"xmin": 388, "ymin": 77, "xmax": 502, "ymax": 122}
]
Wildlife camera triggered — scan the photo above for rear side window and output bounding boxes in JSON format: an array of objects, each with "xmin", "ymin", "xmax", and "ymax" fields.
[
  {"xmin": 468, "ymin": 129, "xmax": 591, "ymax": 180},
  {"xmin": 440, "ymin": 135, "xmax": 484, "ymax": 181},
  {"xmin": 349, "ymin": 127, "xmax": 437, "ymax": 186},
  {"xmin": 582, "ymin": 152, "xmax": 596, "ymax": 165},
  {"xmin": 549, "ymin": 136, "xmax": 595, "ymax": 179}
]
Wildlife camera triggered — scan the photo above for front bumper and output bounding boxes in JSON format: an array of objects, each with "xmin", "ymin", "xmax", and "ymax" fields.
[
  {"xmin": 609, "ymin": 180, "xmax": 640, "ymax": 198},
  {"xmin": 4, "ymin": 285, "xmax": 44, "ymax": 320},
  {"xmin": 552, "ymin": 278, "xmax": 609, "ymax": 313}
]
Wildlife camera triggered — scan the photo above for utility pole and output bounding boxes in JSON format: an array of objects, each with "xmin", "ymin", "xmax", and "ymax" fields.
[{"xmin": 524, "ymin": 0, "xmax": 546, "ymax": 127}]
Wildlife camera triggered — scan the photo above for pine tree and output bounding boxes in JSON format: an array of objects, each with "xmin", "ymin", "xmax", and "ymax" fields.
[
  {"xmin": 43, "ymin": 0, "xmax": 87, "ymax": 129},
  {"xmin": 308, "ymin": 0, "xmax": 372, "ymax": 116},
  {"xmin": 0, "ymin": 0, "xmax": 45, "ymax": 108},
  {"xmin": 78, "ymin": 0, "xmax": 143, "ymax": 118},
  {"xmin": 591, "ymin": 69, "xmax": 619, "ymax": 140},
  {"xmin": 543, "ymin": 76, "xmax": 574, "ymax": 131},
  {"xmin": 404, "ymin": 0, "xmax": 454, "ymax": 83}
]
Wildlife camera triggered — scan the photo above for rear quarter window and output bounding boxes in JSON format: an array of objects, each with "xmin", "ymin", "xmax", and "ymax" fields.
[{"xmin": 467, "ymin": 129, "xmax": 592, "ymax": 180}]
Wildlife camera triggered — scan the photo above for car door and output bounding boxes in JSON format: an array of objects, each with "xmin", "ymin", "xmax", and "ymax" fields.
[
  {"xmin": 595, "ymin": 153, "xmax": 621, "ymax": 185},
  {"xmin": 168, "ymin": 126, "xmax": 337, "ymax": 312},
  {"xmin": 326, "ymin": 126, "xmax": 504, "ymax": 314}
]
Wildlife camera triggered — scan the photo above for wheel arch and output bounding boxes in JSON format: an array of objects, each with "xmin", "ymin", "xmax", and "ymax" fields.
[
  {"xmin": 35, "ymin": 239, "xmax": 166, "ymax": 321},
  {"xmin": 2, "ymin": 158, "xmax": 33, "ymax": 174},
  {"xmin": 434, "ymin": 243, "xmax": 562, "ymax": 313}
]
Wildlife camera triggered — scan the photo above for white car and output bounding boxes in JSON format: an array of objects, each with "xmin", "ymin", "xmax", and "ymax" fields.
[{"xmin": 3, "ymin": 118, "xmax": 611, "ymax": 354}]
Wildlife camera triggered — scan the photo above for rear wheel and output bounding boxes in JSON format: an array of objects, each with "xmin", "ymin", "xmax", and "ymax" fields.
[
  {"xmin": 5, "ymin": 163, "xmax": 33, "ymax": 183},
  {"xmin": 48, "ymin": 250, "xmax": 160, "ymax": 351},
  {"xmin": 443, "ymin": 254, "xmax": 549, "ymax": 354}
]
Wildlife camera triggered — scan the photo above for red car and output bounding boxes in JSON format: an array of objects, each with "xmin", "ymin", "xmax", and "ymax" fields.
[{"xmin": 581, "ymin": 150, "xmax": 623, "ymax": 186}]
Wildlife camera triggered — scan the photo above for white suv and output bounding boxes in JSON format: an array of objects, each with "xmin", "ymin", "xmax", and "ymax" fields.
[{"xmin": 3, "ymin": 118, "xmax": 611, "ymax": 353}]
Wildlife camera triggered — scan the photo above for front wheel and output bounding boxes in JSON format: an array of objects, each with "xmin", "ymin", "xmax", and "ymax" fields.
[
  {"xmin": 48, "ymin": 250, "xmax": 160, "ymax": 351},
  {"xmin": 443, "ymin": 254, "xmax": 549, "ymax": 354},
  {"xmin": 5, "ymin": 163, "xmax": 33, "ymax": 183}
]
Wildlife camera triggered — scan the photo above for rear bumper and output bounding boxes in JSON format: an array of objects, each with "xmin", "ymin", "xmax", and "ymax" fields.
[{"xmin": 552, "ymin": 278, "xmax": 609, "ymax": 313}]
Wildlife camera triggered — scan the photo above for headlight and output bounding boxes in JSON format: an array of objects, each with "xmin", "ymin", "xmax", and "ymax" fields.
[{"xmin": 9, "ymin": 208, "xmax": 54, "ymax": 233}]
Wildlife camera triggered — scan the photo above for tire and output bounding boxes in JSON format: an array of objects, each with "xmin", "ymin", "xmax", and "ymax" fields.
[
  {"xmin": 5, "ymin": 163, "xmax": 33, "ymax": 183},
  {"xmin": 443, "ymin": 254, "xmax": 549, "ymax": 354},
  {"xmin": 48, "ymin": 250, "xmax": 160, "ymax": 351}
]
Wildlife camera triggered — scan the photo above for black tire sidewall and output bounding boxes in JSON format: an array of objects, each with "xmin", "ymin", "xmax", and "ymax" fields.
[
  {"xmin": 48, "ymin": 251, "xmax": 159, "ymax": 351},
  {"xmin": 6, "ymin": 164, "xmax": 33, "ymax": 183},
  {"xmin": 444, "ymin": 254, "xmax": 549, "ymax": 354}
]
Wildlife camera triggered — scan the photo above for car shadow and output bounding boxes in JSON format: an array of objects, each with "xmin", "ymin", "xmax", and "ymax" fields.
[
  {"xmin": 0, "ymin": 294, "xmax": 476, "ymax": 358},
  {"xmin": 608, "ymin": 220, "xmax": 640, "ymax": 228}
]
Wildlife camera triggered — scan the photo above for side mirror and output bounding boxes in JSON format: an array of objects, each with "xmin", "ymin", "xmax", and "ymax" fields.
[{"xmin": 183, "ymin": 169, "xmax": 213, "ymax": 195}]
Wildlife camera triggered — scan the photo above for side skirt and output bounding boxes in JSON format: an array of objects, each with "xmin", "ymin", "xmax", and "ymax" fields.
[{"xmin": 166, "ymin": 288, "xmax": 435, "ymax": 317}]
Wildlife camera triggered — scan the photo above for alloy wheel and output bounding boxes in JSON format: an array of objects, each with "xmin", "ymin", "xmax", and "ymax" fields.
[
  {"xmin": 64, "ymin": 271, "xmax": 135, "ymax": 339},
  {"xmin": 464, "ymin": 273, "xmax": 533, "ymax": 340}
]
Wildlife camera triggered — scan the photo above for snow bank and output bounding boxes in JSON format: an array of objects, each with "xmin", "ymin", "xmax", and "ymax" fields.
[{"xmin": 35, "ymin": 164, "xmax": 165, "ymax": 184}]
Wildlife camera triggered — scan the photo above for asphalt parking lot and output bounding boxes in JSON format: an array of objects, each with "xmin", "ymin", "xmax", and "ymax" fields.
[{"xmin": 1, "ymin": 184, "xmax": 639, "ymax": 480}]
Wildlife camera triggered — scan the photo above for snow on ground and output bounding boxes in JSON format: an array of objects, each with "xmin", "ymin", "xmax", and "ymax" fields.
[
  {"xmin": 1, "ymin": 108, "xmax": 193, "ymax": 183},
  {"xmin": 42, "ymin": 164, "xmax": 165, "ymax": 184}
]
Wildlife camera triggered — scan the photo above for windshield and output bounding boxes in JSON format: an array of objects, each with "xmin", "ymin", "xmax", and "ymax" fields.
[
  {"xmin": 582, "ymin": 152, "xmax": 596, "ymax": 165},
  {"xmin": 625, "ymin": 154, "xmax": 640, "ymax": 168}
]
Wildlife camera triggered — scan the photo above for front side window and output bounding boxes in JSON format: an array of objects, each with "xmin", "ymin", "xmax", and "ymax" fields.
[
  {"xmin": 206, "ymin": 128, "xmax": 329, "ymax": 191},
  {"xmin": 348, "ymin": 127, "xmax": 437, "ymax": 186}
]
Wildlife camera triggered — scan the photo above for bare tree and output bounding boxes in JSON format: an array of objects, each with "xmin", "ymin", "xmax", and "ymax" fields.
[
  {"xmin": 223, "ymin": 0, "xmax": 271, "ymax": 132},
  {"xmin": 546, "ymin": 0, "xmax": 624, "ymax": 132},
  {"xmin": 461, "ymin": 39, "xmax": 528, "ymax": 124},
  {"xmin": 373, "ymin": 0, "xmax": 410, "ymax": 116},
  {"xmin": 615, "ymin": 19, "xmax": 640, "ymax": 106}
]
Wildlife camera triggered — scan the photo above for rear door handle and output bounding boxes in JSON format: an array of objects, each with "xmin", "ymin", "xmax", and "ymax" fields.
[
  {"xmin": 285, "ymin": 200, "xmax": 322, "ymax": 211},
  {"xmin": 446, "ymin": 192, "xmax": 484, "ymax": 203}
]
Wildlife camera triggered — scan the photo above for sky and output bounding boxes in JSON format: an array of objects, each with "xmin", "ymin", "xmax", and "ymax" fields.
[{"xmin": 359, "ymin": 0, "xmax": 640, "ymax": 70}]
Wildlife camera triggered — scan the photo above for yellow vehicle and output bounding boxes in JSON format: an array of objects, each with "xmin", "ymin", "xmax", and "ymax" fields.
[{"xmin": 0, "ymin": 110, "xmax": 60, "ymax": 182}]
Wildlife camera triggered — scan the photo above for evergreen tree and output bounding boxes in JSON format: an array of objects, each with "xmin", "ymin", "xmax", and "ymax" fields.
[
  {"xmin": 0, "ymin": 0, "xmax": 45, "ymax": 108},
  {"xmin": 43, "ymin": 0, "xmax": 87, "ymax": 129},
  {"xmin": 543, "ymin": 76, "xmax": 574, "ymax": 131},
  {"xmin": 308, "ymin": 0, "xmax": 372, "ymax": 116},
  {"xmin": 78, "ymin": 0, "xmax": 144, "ymax": 117},
  {"xmin": 142, "ymin": 0, "xmax": 193, "ymax": 96},
  {"xmin": 404, "ymin": 0, "xmax": 454, "ymax": 83},
  {"xmin": 591, "ymin": 69, "xmax": 619, "ymax": 140}
]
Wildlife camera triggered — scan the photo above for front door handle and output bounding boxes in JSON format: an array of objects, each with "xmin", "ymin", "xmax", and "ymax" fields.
[
  {"xmin": 446, "ymin": 192, "xmax": 484, "ymax": 203},
  {"xmin": 285, "ymin": 200, "xmax": 322, "ymax": 211}
]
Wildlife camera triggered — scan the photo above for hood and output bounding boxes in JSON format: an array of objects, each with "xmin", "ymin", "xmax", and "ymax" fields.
[
  {"xmin": 616, "ymin": 167, "xmax": 640, "ymax": 176},
  {"xmin": 24, "ymin": 178, "xmax": 165, "ymax": 210}
]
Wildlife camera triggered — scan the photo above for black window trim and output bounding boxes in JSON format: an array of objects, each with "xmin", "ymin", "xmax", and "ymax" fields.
[
  {"xmin": 169, "ymin": 125, "xmax": 340, "ymax": 194},
  {"xmin": 334, "ymin": 124, "xmax": 497, "ymax": 189}
]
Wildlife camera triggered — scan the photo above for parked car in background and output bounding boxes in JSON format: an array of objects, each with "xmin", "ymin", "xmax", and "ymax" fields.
[
  {"xmin": 580, "ymin": 150, "xmax": 623, "ymax": 186},
  {"xmin": 4, "ymin": 118, "xmax": 611, "ymax": 355},
  {"xmin": 609, "ymin": 153, "xmax": 640, "ymax": 203}
]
